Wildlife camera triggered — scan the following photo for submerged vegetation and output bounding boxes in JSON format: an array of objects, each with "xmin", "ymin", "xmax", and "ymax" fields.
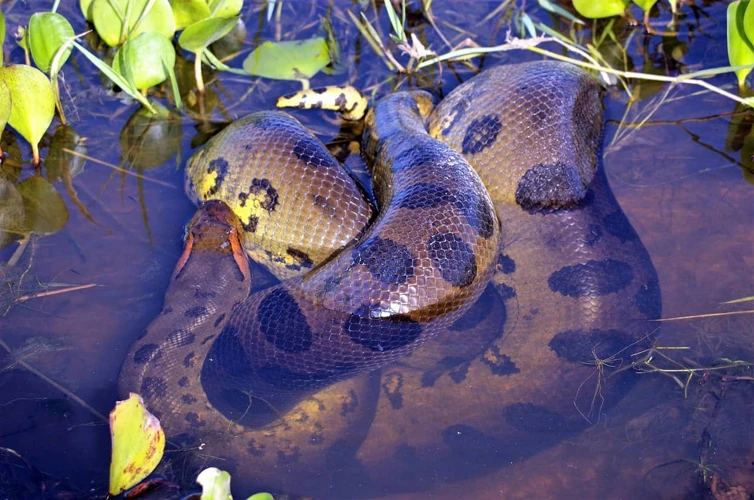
[{"xmin": 0, "ymin": 0, "xmax": 752, "ymax": 498}]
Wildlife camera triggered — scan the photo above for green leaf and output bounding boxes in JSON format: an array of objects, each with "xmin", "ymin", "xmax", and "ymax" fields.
[
  {"xmin": 28, "ymin": 12, "xmax": 75, "ymax": 74},
  {"xmin": 0, "ymin": 80, "xmax": 11, "ymax": 135},
  {"xmin": 572, "ymin": 0, "xmax": 630, "ymax": 18},
  {"xmin": 73, "ymin": 41, "xmax": 156, "ymax": 112},
  {"xmin": 0, "ymin": 65, "xmax": 56, "ymax": 159},
  {"xmin": 169, "ymin": 0, "xmax": 210, "ymax": 30},
  {"xmin": 243, "ymin": 38, "xmax": 330, "ymax": 80},
  {"xmin": 80, "ymin": 0, "xmax": 95, "ymax": 21},
  {"xmin": 178, "ymin": 16, "xmax": 239, "ymax": 53},
  {"xmin": 727, "ymin": 1, "xmax": 754, "ymax": 88},
  {"xmin": 208, "ymin": 0, "xmax": 244, "ymax": 18},
  {"xmin": 91, "ymin": 0, "xmax": 175, "ymax": 47},
  {"xmin": 0, "ymin": 10, "xmax": 5, "ymax": 65},
  {"xmin": 633, "ymin": 0, "xmax": 658, "ymax": 11},
  {"xmin": 247, "ymin": 494, "xmax": 274, "ymax": 500},
  {"xmin": 113, "ymin": 32, "xmax": 176, "ymax": 90},
  {"xmin": 537, "ymin": 0, "xmax": 585, "ymax": 24},
  {"xmin": 197, "ymin": 467, "xmax": 232, "ymax": 500},
  {"xmin": 0, "ymin": 175, "xmax": 25, "ymax": 241},
  {"xmin": 16, "ymin": 176, "xmax": 69, "ymax": 235},
  {"xmin": 109, "ymin": 393, "xmax": 165, "ymax": 496}
]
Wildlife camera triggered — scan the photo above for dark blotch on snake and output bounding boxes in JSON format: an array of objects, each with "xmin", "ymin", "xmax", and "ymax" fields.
[
  {"xmin": 461, "ymin": 114, "xmax": 502, "ymax": 154},
  {"xmin": 183, "ymin": 352, "xmax": 196, "ymax": 368},
  {"xmin": 503, "ymin": 403, "xmax": 586, "ymax": 434},
  {"xmin": 205, "ymin": 157, "xmax": 230, "ymax": 196},
  {"xmin": 286, "ymin": 247, "xmax": 313, "ymax": 269},
  {"xmin": 454, "ymin": 190, "xmax": 496, "ymax": 239},
  {"xmin": 352, "ymin": 236, "xmax": 417, "ymax": 284},
  {"xmin": 178, "ymin": 376, "xmax": 189, "ymax": 387},
  {"xmin": 166, "ymin": 329, "xmax": 195, "ymax": 347},
  {"xmin": 181, "ymin": 394, "xmax": 198, "ymax": 404},
  {"xmin": 242, "ymin": 215, "xmax": 259, "ymax": 233},
  {"xmin": 516, "ymin": 162, "xmax": 586, "ymax": 210},
  {"xmin": 140, "ymin": 377, "xmax": 168, "ymax": 399},
  {"xmin": 293, "ymin": 135, "xmax": 338, "ymax": 169},
  {"xmin": 213, "ymin": 313, "xmax": 226, "ymax": 328},
  {"xmin": 548, "ymin": 259, "xmax": 633, "ymax": 297},
  {"xmin": 584, "ymin": 224, "xmax": 603, "ymax": 247},
  {"xmin": 257, "ymin": 288, "xmax": 313, "ymax": 353},
  {"xmin": 344, "ymin": 306, "xmax": 422, "ymax": 352},
  {"xmin": 250, "ymin": 178, "xmax": 279, "ymax": 212},
  {"xmin": 549, "ymin": 329, "xmax": 635, "ymax": 364},
  {"xmin": 427, "ymin": 232, "xmax": 477, "ymax": 288},
  {"xmin": 603, "ymin": 210, "xmax": 639, "ymax": 243},
  {"xmin": 133, "ymin": 343, "xmax": 161, "ymax": 364},
  {"xmin": 498, "ymin": 254, "xmax": 516, "ymax": 274},
  {"xmin": 193, "ymin": 289, "xmax": 216, "ymax": 299},
  {"xmin": 185, "ymin": 412, "xmax": 206, "ymax": 428},
  {"xmin": 184, "ymin": 305, "xmax": 208, "ymax": 318},
  {"xmin": 480, "ymin": 345, "xmax": 520, "ymax": 376},
  {"xmin": 495, "ymin": 283, "xmax": 516, "ymax": 300}
]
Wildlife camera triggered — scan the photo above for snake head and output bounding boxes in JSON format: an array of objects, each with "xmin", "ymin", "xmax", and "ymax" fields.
[{"xmin": 173, "ymin": 200, "xmax": 251, "ymax": 281}]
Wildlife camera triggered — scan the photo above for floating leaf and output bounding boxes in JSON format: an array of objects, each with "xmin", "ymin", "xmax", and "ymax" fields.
[
  {"xmin": 91, "ymin": 0, "xmax": 175, "ymax": 47},
  {"xmin": 247, "ymin": 494, "xmax": 274, "ymax": 500},
  {"xmin": 728, "ymin": 1, "xmax": 754, "ymax": 88},
  {"xmin": 169, "ymin": 0, "xmax": 210, "ymax": 30},
  {"xmin": 572, "ymin": 0, "xmax": 630, "ymax": 18},
  {"xmin": 0, "ymin": 80, "xmax": 11, "ymax": 135},
  {"xmin": 0, "ymin": 10, "xmax": 5, "ymax": 65},
  {"xmin": 633, "ymin": 0, "xmax": 658, "ymax": 10},
  {"xmin": 178, "ymin": 16, "xmax": 239, "ymax": 53},
  {"xmin": 243, "ymin": 38, "xmax": 330, "ymax": 80},
  {"xmin": 109, "ymin": 393, "xmax": 165, "ymax": 496},
  {"xmin": 197, "ymin": 468, "xmax": 233, "ymax": 500},
  {"xmin": 28, "ymin": 12, "xmax": 75, "ymax": 74},
  {"xmin": 16, "ymin": 176, "xmax": 69, "ymax": 235},
  {"xmin": 0, "ymin": 65, "xmax": 56, "ymax": 165},
  {"xmin": 80, "ymin": 0, "xmax": 95, "ymax": 21},
  {"xmin": 208, "ymin": 0, "xmax": 244, "ymax": 18},
  {"xmin": 113, "ymin": 32, "xmax": 176, "ymax": 90}
]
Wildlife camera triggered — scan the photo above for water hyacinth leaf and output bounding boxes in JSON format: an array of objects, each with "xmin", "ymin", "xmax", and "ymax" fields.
[
  {"xmin": 178, "ymin": 16, "xmax": 239, "ymax": 52},
  {"xmin": 243, "ymin": 38, "xmax": 330, "ymax": 80},
  {"xmin": 209, "ymin": 0, "xmax": 244, "ymax": 18},
  {"xmin": 727, "ymin": 1, "xmax": 754, "ymax": 89},
  {"xmin": 197, "ymin": 467, "xmax": 232, "ymax": 500},
  {"xmin": 0, "ymin": 65, "xmax": 56, "ymax": 164},
  {"xmin": 0, "ymin": 10, "xmax": 5, "ymax": 65},
  {"xmin": 16, "ymin": 176, "xmax": 69, "ymax": 235},
  {"xmin": 247, "ymin": 494, "xmax": 275, "ymax": 500},
  {"xmin": 0, "ymin": 80, "xmax": 10, "ymax": 134},
  {"xmin": 572, "ymin": 0, "xmax": 630, "ymax": 18},
  {"xmin": 91, "ymin": 0, "xmax": 176, "ymax": 47},
  {"xmin": 80, "ymin": 0, "xmax": 95, "ymax": 21},
  {"xmin": 169, "ymin": 0, "xmax": 210, "ymax": 30},
  {"xmin": 633, "ymin": 0, "xmax": 658, "ymax": 11},
  {"xmin": 28, "ymin": 12, "xmax": 75, "ymax": 74},
  {"xmin": 113, "ymin": 32, "xmax": 176, "ymax": 90},
  {"xmin": 109, "ymin": 393, "xmax": 165, "ymax": 496}
]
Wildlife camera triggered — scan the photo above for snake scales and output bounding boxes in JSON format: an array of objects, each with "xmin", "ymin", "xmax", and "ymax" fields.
[{"xmin": 119, "ymin": 61, "xmax": 661, "ymax": 497}]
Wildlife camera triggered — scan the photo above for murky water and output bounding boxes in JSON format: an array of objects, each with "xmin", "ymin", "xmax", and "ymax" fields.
[{"xmin": 1, "ymin": 1, "xmax": 752, "ymax": 499}]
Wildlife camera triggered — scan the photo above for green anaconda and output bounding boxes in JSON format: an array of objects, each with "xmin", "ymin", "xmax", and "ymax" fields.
[{"xmin": 119, "ymin": 61, "xmax": 661, "ymax": 497}]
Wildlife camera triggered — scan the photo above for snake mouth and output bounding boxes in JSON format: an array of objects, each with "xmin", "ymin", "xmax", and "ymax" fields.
[{"xmin": 173, "ymin": 200, "xmax": 251, "ymax": 281}]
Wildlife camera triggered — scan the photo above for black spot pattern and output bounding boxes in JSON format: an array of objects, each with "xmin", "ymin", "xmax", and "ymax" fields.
[
  {"xmin": 635, "ymin": 279, "xmax": 662, "ymax": 319},
  {"xmin": 181, "ymin": 394, "xmax": 198, "ymax": 404},
  {"xmin": 584, "ymin": 224, "xmax": 603, "ymax": 247},
  {"xmin": 213, "ymin": 314, "xmax": 226, "ymax": 327},
  {"xmin": 286, "ymin": 247, "xmax": 313, "ymax": 269},
  {"xmin": 352, "ymin": 236, "xmax": 417, "ymax": 284},
  {"xmin": 480, "ymin": 346, "xmax": 520, "ymax": 376},
  {"xmin": 381, "ymin": 373, "xmax": 404, "ymax": 409},
  {"xmin": 427, "ymin": 232, "xmax": 477, "ymax": 288},
  {"xmin": 549, "ymin": 329, "xmax": 636, "ymax": 364},
  {"xmin": 193, "ymin": 289, "xmax": 216, "ymax": 299},
  {"xmin": 454, "ymin": 191, "xmax": 496, "ymax": 239},
  {"xmin": 242, "ymin": 215, "xmax": 259, "ymax": 233},
  {"xmin": 166, "ymin": 329, "xmax": 195, "ymax": 348},
  {"xmin": 344, "ymin": 306, "xmax": 422, "ymax": 352},
  {"xmin": 257, "ymin": 288, "xmax": 313, "ymax": 353},
  {"xmin": 461, "ymin": 114, "xmax": 502, "ymax": 154},
  {"xmin": 340, "ymin": 389, "xmax": 359, "ymax": 416},
  {"xmin": 276, "ymin": 448, "xmax": 301, "ymax": 465},
  {"xmin": 247, "ymin": 439, "xmax": 266, "ymax": 457},
  {"xmin": 495, "ymin": 283, "xmax": 516, "ymax": 300},
  {"xmin": 497, "ymin": 254, "xmax": 516, "ymax": 274},
  {"xmin": 140, "ymin": 377, "xmax": 168, "ymax": 399},
  {"xmin": 184, "ymin": 306, "xmax": 208, "ymax": 318},
  {"xmin": 395, "ymin": 183, "xmax": 454, "ymax": 209},
  {"xmin": 133, "ymin": 343, "xmax": 161, "ymax": 364},
  {"xmin": 293, "ymin": 135, "xmax": 338, "ymax": 168},
  {"xmin": 244, "ymin": 178, "xmax": 278, "ymax": 212},
  {"xmin": 178, "ymin": 376, "xmax": 189, "ymax": 387},
  {"xmin": 548, "ymin": 259, "xmax": 633, "ymax": 297},
  {"xmin": 515, "ymin": 162, "xmax": 586, "ymax": 210},
  {"xmin": 603, "ymin": 210, "xmax": 639, "ymax": 242},
  {"xmin": 183, "ymin": 352, "xmax": 196, "ymax": 368},
  {"xmin": 205, "ymin": 157, "xmax": 230, "ymax": 196},
  {"xmin": 185, "ymin": 412, "xmax": 206, "ymax": 428},
  {"xmin": 502, "ymin": 403, "xmax": 586, "ymax": 434}
]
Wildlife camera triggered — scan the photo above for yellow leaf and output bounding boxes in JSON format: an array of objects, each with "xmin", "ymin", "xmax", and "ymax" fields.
[{"xmin": 108, "ymin": 393, "xmax": 165, "ymax": 495}]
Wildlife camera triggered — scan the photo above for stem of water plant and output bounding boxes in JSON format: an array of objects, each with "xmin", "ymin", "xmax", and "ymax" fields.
[{"xmin": 194, "ymin": 51, "xmax": 204, "ymax": 95}]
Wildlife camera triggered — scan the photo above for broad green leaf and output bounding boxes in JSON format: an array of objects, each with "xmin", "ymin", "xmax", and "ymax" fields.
[
  {"xmin": 209, "ymin": 0, "xmax": 244, "ymax": 18},
  {"xmin": 73, "ymin": 41, "xmax": 156, "ymax": 112},
  {"xmin": 0, "ymin": 80, "xmax": 10, "ymax": 134},
  {"xmin": 108, "ymin": 393, "xmax": 165, "ymax": 496},
  {"xmin": 211, "ymin": 18, "xmax": 247, "ymax": 60},
  {"xmin": 0, "ymin": 10, "xmax": 5, "ymax": 65},
  {"xmin": 197, "ymin": 467, "xmax": 232, "ymax": 500},
  {"xmin": 91, "ymin": 0, "xmax": 175, "ymax": 47},
  {"xmin": 80, "ymin": 0, "xmax": 95, "ymax": 21},
  {"xmin": 179, "ymin": 16, "xmax": 239, "ymax": 52},
  {"xmin": 247, "ymin": 494, "xmax": 274, "ymax": 500},
  {"xmin": 16, "ymin": 176, "xmax": 69, "ymax": 235},
  {"xmin": 633, "ymin": 0, "xmax": 658, "ymax": 11},
  {"xmin": 728, "ymin": 1, "xmax": 754, "ymax": 88},
  {"xmin": 113, "ymin": 32, "xmax": 176, "ymax": 90},
  {"xmin": 243, "ymin": 38, "xmax": 330, "ymax": 80},
  {"xmin": 572, "ymin": 0, "xmax": 630, "ymax": 18},
  {"xmin": 0, "ymin": 174, "xmax": 25, "ymax": 242},
  {"xmin": 169, "ymin": 0, "xmax": 210, "ymax": 30},
  {"xmin": 0, "ymin": 65, "xmax": 55, "ymax": 160},
  {"xmin": 28, "ymin": 12, "xmax": 75, "ymax": 74}
]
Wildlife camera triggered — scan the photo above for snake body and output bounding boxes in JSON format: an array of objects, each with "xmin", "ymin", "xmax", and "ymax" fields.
[{"xmin": 119, "ymin": 61, "xmax": 661, "ymax": 496}]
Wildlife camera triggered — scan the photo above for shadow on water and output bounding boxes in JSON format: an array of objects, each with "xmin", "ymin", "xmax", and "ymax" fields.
[{"xmin": 1, "ymin": 1, "xmax": 753, "ymax": 499}]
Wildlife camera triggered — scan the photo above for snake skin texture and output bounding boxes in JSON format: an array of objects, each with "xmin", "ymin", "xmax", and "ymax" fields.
[{"xmin": 119, "ymin": 61, "xmax": 661, "ymax": 497}]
